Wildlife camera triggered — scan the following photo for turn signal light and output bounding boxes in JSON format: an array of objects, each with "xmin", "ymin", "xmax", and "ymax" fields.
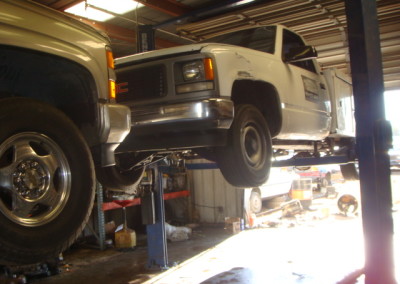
[
  {"xmin": 106, "ymin": 49, "xmax": 115, "ymax": 69},
  {"xmin": 109, "ymin": 80, "xmax": 116, "ymax": 99},
  {"xmin": 204, "ymin": 58, "xmax": 214, "ymax": 80}
]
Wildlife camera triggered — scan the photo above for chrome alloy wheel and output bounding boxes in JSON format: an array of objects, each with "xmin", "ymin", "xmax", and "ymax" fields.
[{"xmin": 0, "ymin": 132, "xmax": 71, "ymax": 227}]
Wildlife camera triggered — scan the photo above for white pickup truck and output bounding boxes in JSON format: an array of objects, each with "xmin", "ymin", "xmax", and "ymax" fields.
[{"xmin": 112, "ymin": 24, "xmax": 355, "ymax": 189}]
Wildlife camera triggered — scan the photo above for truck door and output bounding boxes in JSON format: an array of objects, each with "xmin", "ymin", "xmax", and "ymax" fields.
[{"xmin": 280, "ymin": 29, "xmax": 331, "ymax": 140}]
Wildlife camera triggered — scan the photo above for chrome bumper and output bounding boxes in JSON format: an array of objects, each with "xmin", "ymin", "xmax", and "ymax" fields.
[{"xmin": 131, "ymin": 99, "xmax": 234, "ymax": 130}]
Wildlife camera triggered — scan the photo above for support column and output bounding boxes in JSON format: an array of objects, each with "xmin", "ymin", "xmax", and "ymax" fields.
[
  {"xmin": 138, "ymin": 25, "xmax": 155, "ymax": 52},
  {"xmin": 344, "ymin": 1, "xmax": 395, "ymax": 283},
  {"xmin": 146, "ymin": 164, "xmax": 168, "ymax": 269}
]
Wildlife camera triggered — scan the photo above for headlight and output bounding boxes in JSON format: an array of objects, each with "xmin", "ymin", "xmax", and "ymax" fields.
[
  {"xmin": 182, "ymin": 61, "xmax": 204, "ymax": 81},
  {"xmin": 176, "ymin": 58, "xmax": 215, "ymax": 94}
]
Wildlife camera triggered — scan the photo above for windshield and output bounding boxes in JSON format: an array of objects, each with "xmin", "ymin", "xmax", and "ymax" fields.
[{"xmin": 201, "ymin": 26, "xmax": 276, "ymax": 54}]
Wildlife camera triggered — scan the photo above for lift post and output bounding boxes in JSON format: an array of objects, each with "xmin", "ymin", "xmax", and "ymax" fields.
[
  {"xmin": 146, "ymin": 163, "xmax": 168, "ymax": 270},
  {"xmin": 345, "ymin": 0, "xmax": 395, "ymax": 283}
]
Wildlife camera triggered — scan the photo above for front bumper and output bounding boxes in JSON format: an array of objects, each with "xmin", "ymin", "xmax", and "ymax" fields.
[
  {"xmin": 131, "ymin": 98, "xmax": 234, "ymax": 133},
  {"xmin": 99, "ymin": 103, "xmax": 131, "ymax": 166},
  {"xmin": 105, "ymin": 103, "xmax": 131, "ymax": 143}
]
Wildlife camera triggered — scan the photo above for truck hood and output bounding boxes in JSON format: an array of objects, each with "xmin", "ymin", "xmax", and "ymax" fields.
[
  {"xmin": 6, "ymin": 0, "xmax": 110, "ymax": 43},
  {"xmin": 116, "ymin": 43, "xmax": 221, "ymax": 65}
]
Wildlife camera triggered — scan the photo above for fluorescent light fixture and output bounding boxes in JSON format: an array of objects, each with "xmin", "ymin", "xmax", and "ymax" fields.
[
  {"xmin": 65, "ymin": 0, "xmax": 143, "ymax": 22},
  {"xmin": 233, "ymin": 0, "xmax": 255, "ymax": 7}
]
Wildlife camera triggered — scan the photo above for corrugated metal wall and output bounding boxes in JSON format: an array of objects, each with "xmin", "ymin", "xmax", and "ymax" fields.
[{"xmin": 187, "ymin": 159, "xmax": 244, "ymax": 224}]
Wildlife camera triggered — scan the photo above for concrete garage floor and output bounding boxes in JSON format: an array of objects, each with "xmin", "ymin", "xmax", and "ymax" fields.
[{"xmin": 31, "ymin": 177, "xmax": 400, "ymax": 284}]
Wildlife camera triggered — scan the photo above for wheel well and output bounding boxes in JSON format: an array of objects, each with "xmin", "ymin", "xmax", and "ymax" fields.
[
  {"xmin": 0, "ymin": 45, "xmax": 98, "ymax": 145},
  {"xmin": 231, "ymin": 80, "xmax": 282, "ymax": 137}
]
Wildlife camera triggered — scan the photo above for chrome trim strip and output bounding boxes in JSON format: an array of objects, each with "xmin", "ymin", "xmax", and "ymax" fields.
[{"xmin": 132, "ymin": 99, "xmax": 234, "ymax": 129}]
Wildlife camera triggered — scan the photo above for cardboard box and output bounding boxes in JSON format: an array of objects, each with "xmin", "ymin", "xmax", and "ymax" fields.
[
  {"xmin": 224, "ymin": 217, "xmax": 242, "ymax": 234},
  {"xmin": 232, "ymin": 221, "xmax": 241, "ymax": 234}
]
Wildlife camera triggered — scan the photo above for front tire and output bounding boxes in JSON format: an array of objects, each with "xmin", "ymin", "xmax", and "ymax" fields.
[
  {"xmin": 216, "ymin": 104, "xmax": 272, "ymax": 187},
  {"xmin": 97, "ymin": 163, "xmax": 144, "ymax": 194},
  {"xmin": 0, "ymin": 98, "xmax": 95, "ymax": 264}
]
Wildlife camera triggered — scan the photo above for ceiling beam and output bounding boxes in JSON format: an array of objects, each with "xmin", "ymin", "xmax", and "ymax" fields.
[
  {"xmin": 135, "ymin": 0, "xmax": 192, "ymax": 17},
  {"xmin": 40, "ymin": 0, "xmax": 193, "ymax": 16},
  {"xmin": 78, "ymin": 18, "xmax": 180, "ymax": 49},
  {"xmin": 39, "ymin": 0, "xmax": 190, "ymax": 49}
]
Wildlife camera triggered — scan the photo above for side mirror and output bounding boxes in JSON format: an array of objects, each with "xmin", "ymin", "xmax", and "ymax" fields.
[{"xmin": 284, "ymin": 46, "xmax": 318, "ymax": 63}]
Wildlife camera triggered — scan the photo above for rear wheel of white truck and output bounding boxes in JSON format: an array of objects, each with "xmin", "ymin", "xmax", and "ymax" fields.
[
  {"xmin": 0, "ymin": 98, "xmax": 95, "ymax": 264},
  {"xmin": 340, "ymin": 163, "xmax": 359, "ymax": 180},
  {"xmin": 216, "ymin": 104, "xmax": 272, "ymax": 187}
]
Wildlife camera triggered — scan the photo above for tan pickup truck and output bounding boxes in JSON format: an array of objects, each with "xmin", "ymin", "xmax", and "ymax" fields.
[{"xmin": 0, "ymin": 0, "xmax": 130, "ymax": 264}]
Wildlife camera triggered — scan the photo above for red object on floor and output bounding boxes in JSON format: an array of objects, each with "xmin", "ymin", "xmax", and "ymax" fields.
[{"xmin": 102, "ymin": 190, "xmax": 190, "ymax": 211}]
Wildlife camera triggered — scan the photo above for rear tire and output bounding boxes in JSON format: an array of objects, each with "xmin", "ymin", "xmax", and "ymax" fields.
[
  {"xmin": 340, "ymin": 163, "xmax": 359, "ymax": 180},
  {"xmin": 0, "ymin": 98, "xmax": 95, "ymax": 264},
  {"xmin": 216, "ymin": 104, "xmax": 272, "ymax": 187}
]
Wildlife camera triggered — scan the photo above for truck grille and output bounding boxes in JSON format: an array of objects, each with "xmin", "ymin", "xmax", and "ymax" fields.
[{"xmin": 116, "ymin": 65, "xmax": 166, "ymax": 102}]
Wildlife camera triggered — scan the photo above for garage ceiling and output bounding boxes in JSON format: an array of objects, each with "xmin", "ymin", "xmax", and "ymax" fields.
[{"xmin": 33, "ymin": 0, "xmax": 400, "ymax": 90}]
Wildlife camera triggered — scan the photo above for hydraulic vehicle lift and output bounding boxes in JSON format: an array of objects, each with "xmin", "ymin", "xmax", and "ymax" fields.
[
  {"xmin": 95, "ymin": 161, "xmax": 187, "ymax": 269},
  {"xmin": 144, "ymin": 163, "xmax": 169, "ymax": 269}
]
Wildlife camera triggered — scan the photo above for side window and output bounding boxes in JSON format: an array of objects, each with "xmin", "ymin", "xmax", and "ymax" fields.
[{"xmin": 282, "ymin": 29, "xmax": 316, "ymax": 73}]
